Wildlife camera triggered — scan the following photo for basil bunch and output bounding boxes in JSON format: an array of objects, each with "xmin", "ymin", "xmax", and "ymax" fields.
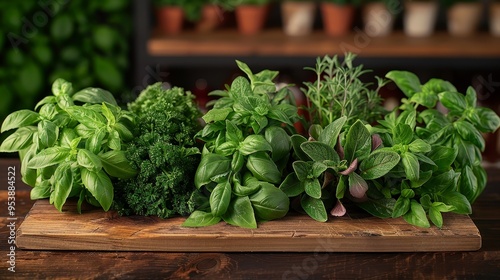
[
  {"xmin": 183, "ymin": 61, "xmax": 298, "ymax": 228},
  {"xmin": 0, "ymin": 79, "xmax": 136, "ymax": 212}
]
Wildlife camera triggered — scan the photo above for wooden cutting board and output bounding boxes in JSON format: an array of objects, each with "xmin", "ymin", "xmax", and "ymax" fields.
[{"xmin": 16, "ymin": 199, "xmax": 481, "ymax": 252}]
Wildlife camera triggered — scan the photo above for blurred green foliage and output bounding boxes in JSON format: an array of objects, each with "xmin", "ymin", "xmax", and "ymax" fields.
[{"xmin": 0, "ymin": 0, "xmax": 132, "ymax": 129}]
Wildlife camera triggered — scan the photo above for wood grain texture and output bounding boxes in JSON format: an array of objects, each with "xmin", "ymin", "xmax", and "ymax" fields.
[
  {"xmin": 2, "ymin": 188, "xmax": 499, "ymax": 279},
  {"xmin": 148, "ymin": 30, "xmax": 500, "ymax": 58},
  {"xmin": 16, "ymin": 198, "xmax": 481, "ymax": 252}
]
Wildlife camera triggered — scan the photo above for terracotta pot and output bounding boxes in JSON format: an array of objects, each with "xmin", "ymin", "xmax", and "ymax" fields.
[
  {"xmin": 196, "ymin": 5, "xmax": 223, "ymax": 32},
  {"xmin": 281, "ymin": 1, "xmax": 316, "ymax": 36},
  {"xmin": 491, "ymin": 2, "xmax": 500, "ymax": 36},
  {"xmin": 235, "ymin": 5, "xmax": 269, "ymax": 35},
  {"xmin": 403, "ymin": 1, "xmax": 438, "ymax": 37},
  {"xmin": 447, "ymin": 2, "xmax": 483, "ymax": 36},
  {"xmin": 321, "ymin": 3, "xmax": 355, "ymax": 36},
  {"xmin": 156, "ymin": 6, "xmax": 184, "ymax": 35},
  {"xmin": 362, "ymin": 2, "xmax": 395, "ymax": 37}
]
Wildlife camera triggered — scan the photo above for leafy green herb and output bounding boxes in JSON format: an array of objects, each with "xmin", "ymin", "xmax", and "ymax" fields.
[
  {"xmin": 186, "ymin": 61, "xmax": 296, "ymax": 228},
  {"xmin": 112, "ymin": 84, "xmax": 203, "ymax": 219},
  {"xmin": 0, "ymin": 79, "xmax": 136, "ymax": 212}
]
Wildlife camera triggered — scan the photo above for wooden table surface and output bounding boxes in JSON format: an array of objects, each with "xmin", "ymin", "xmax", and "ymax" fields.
[{"xmin": 1, "ymin": 158, "xmax": 499, "ymax": 279}]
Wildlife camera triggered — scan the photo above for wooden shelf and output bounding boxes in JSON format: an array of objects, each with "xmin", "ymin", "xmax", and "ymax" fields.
[{"xmin": 148, "ymin": 29, "xmax": 500, "ymax": 58}]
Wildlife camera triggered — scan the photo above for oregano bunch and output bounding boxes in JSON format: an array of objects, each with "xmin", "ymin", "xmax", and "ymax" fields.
[{"xmin": 0, "ymin": 79, "xmax": 137, "ymax": 213}]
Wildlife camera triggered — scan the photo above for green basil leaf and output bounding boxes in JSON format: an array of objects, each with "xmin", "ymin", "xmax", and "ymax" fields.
[
  {"xmin": 72, "ymin": 87, "xmax": 117, "ymax": 106},
  {"xmin": 108, "ymin": 130, "xmax": 121, "ymax": 150},
  {"xmin": 21, "ymin": 164, "xmax": 37, "ymax": 189},
  {"xmin": 397, "ymin": 108, "xmax": 417, "ymax": 130},
  {"xmin": 249, "ymin": 183, "xmax": 289, "ymax": 221},
  {"xmin": 216, "ymin": 141, "xmax": 238, "ymax": 157},
  {"xmin": 268, "ymin": 107, "xmax": 294, "ymax": 127},
  {"xmin": 225, "ymin": 120, "xmax": 243, "ymax": 143},
  {"xmin": 439, "ymin": 191, "xmax": 472, "ymax": 214},
  {"xmin": 86, "ymin": 128, "xmax": 106, "ymax": 154},
  {"xmin": 357, "ymin": 198, "xmax": 395, "ymax": 218},
  {"xmin": 300, "ymin": 195, "xmax": 327, "ymax": 222},
  {"xmin": 344, "ymin": 120, "xmax": 371, "ymax": 163},
  {"xmin": 1, "ymin": 110, "xmax": 40, "ymax": 133},
  {"xmin": 99, "ymin": 150, "xmax": 137, "ymax": 179},
  {"xmin": 428, "ymin": 207, "xmax": 443, "ymax": 228},
  {"xmin": 202, "ymin": 107, "xmax": 233, "ymax": 123},
  {"xmin": 385, "ymin": 70, "xmax": 421, "ymax": 98},
  {"xmin": 251, "ymin": 114, "xmax": 268, "ymax": 134},
  {"xmin": 81, "ymin": 169, "xmax": 113, "ymax": 211},
  {"xmin": 401, "ymin": 152, "xmax": 419, "ymax": 182},
  {"xmin": 182, "ymin": 210, "xmax": 221, "ymax": 227},
  {"xmin": 38, "ymin": 120, "xmax": 59, "ymax": 148},
  {"xmin": 392, "ymin": 196, "xmax": 410, "ymax": 218},
  {"xmin": 456, "ymin": 138, "xmax": 481, "ymax": 167},
  {"xmin": 393, "ymin": 123, "xmax": 413, "ymax": 145},
  {"xmin": 59, "ymin": 128, "xmax": 78, "ymax": 148},
  {"xmin": 454, "ymin": 121, "xmax": 485, "ymax": 151},
  {"xmin": 51, "ymin": 78, "xmax": 73, "ymax": 97},
  {"xmin": 469, "ymin": 107, "xmax": 500, "ymax": 133},
  {"xmin": 39, "ymin": 103, "xmax": 58, "ymax": 120},
  {"xmin": 113, "ymin": 122, "xmax": 134, "ymax": 142},
  {"xmin": 0, "ymin": 126, "xmax": 36, "ymax": 152},
  {"xmin": 35, "ymin": 96, "xmax": 57, "ymax": 110},
  {"xmin": 70, "ymin": 137, "xmax": 82, "ymax": 152},
  {"xmin": 231, "ymin": 151, "xmax": 244, "ymax": 172},
  {"xmin": 465, "ymin": 86, "xmax": 477, "ymax": 108},
  {"xmin": 30, "ymin": 181, "xmax": 51, "ymax": 200},
  {"xmin": 318, "ymin": 116, "xmax": 347, "ymax": 147},
  {"xmin": 265, "ymin": 126, "xmax": 291, "ymax": 162},
  {"xmin": 77, "ymin": 149, "xmax": 102, "ymax": 172},
  {"xmin": 195, "ymin": 153, "xmax": 231, "ymax": 188},
  {"xmin": 101, "ymin": 103, "xmax": 116, "ymax": 126},
  {"xmin": 471, "ymin": 165, "xmax": 487, "ymax": 203},
  {"xmin": 222, "ymin": 196, "xmax": 257, "ymax": 229},
  {"xmin": 279, "ymin": 173, "xmax": 304, "ymax": 197},
  {"xmin": 300, "ymin": 141, "xmax": 339, "ymax": 163},
  {"xmin": 359, "ymin": 150, "xmax": 400, "ymax": 180},
  {"xmin": 27, "ymin": 146, "xmax": 71, "ymax": 169},
  {"xmin": 432, "ymin": 202, "xmax": 455, "ymax": 213},
  {"xmin": 304, "ymin": 179, "xmax": 322, "ymax": 199},
  {"xmin": 427, "ymin": 146, "xmax": 457, "ymax": 172},
  {"xmin": 234, "ymin": 180, "xmax": 261, "ymax": 197},
  {"xmin": 409, "ymin": 90, "xmax": 438, "ymax": 108},
  {"xmin": 422, "ymin": 169, "xmax": 457, "ymax": 194},
  {"xmin": 403, "ymin": 200, "xmax": 430, "ymax": 228},
  {"xmin": 438, "ymin": 91, "xmax": 466, "ymax": 113},
  {"xmin": 56, "ymin": 93, "xmax": 74, "ymax": 109},
  {"xmin": 239, "ymin": 135, "xmax": 272, "ymax": 156},
  {"xmin": 291, "ymin": 134, "xmax": 309, "ymax": 161},
  {"xmin": 422, "ymin": 78, "xmax": 457, "ymax": 94},
  {"xmin": 210, "ymin": 181, "xmax": 232, "ymax": 217},
  {"xmin": 53, "ymin": 162, "xmax": 74, "ymax": 211},
  {"xmin": 408, "ymin": 139, "xmax": 431, "ymax": 153},
  {"xmin": 65, "ymin": 106, "xmax": 106, "ymax": 129},
  {"xmin": 246, "ymin": 152, "xmax": 281, "ymax": 184},
  {"xmin": 410, "ymin": 170, "xmax": 433, "ymax": 188},
  {"xmin": 230, "ymin": 75, "xmax": 252, "ymax": 99},
  {"xmin": 458, "ymin": 166, "xmax": 477, "ymax": 202}
]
